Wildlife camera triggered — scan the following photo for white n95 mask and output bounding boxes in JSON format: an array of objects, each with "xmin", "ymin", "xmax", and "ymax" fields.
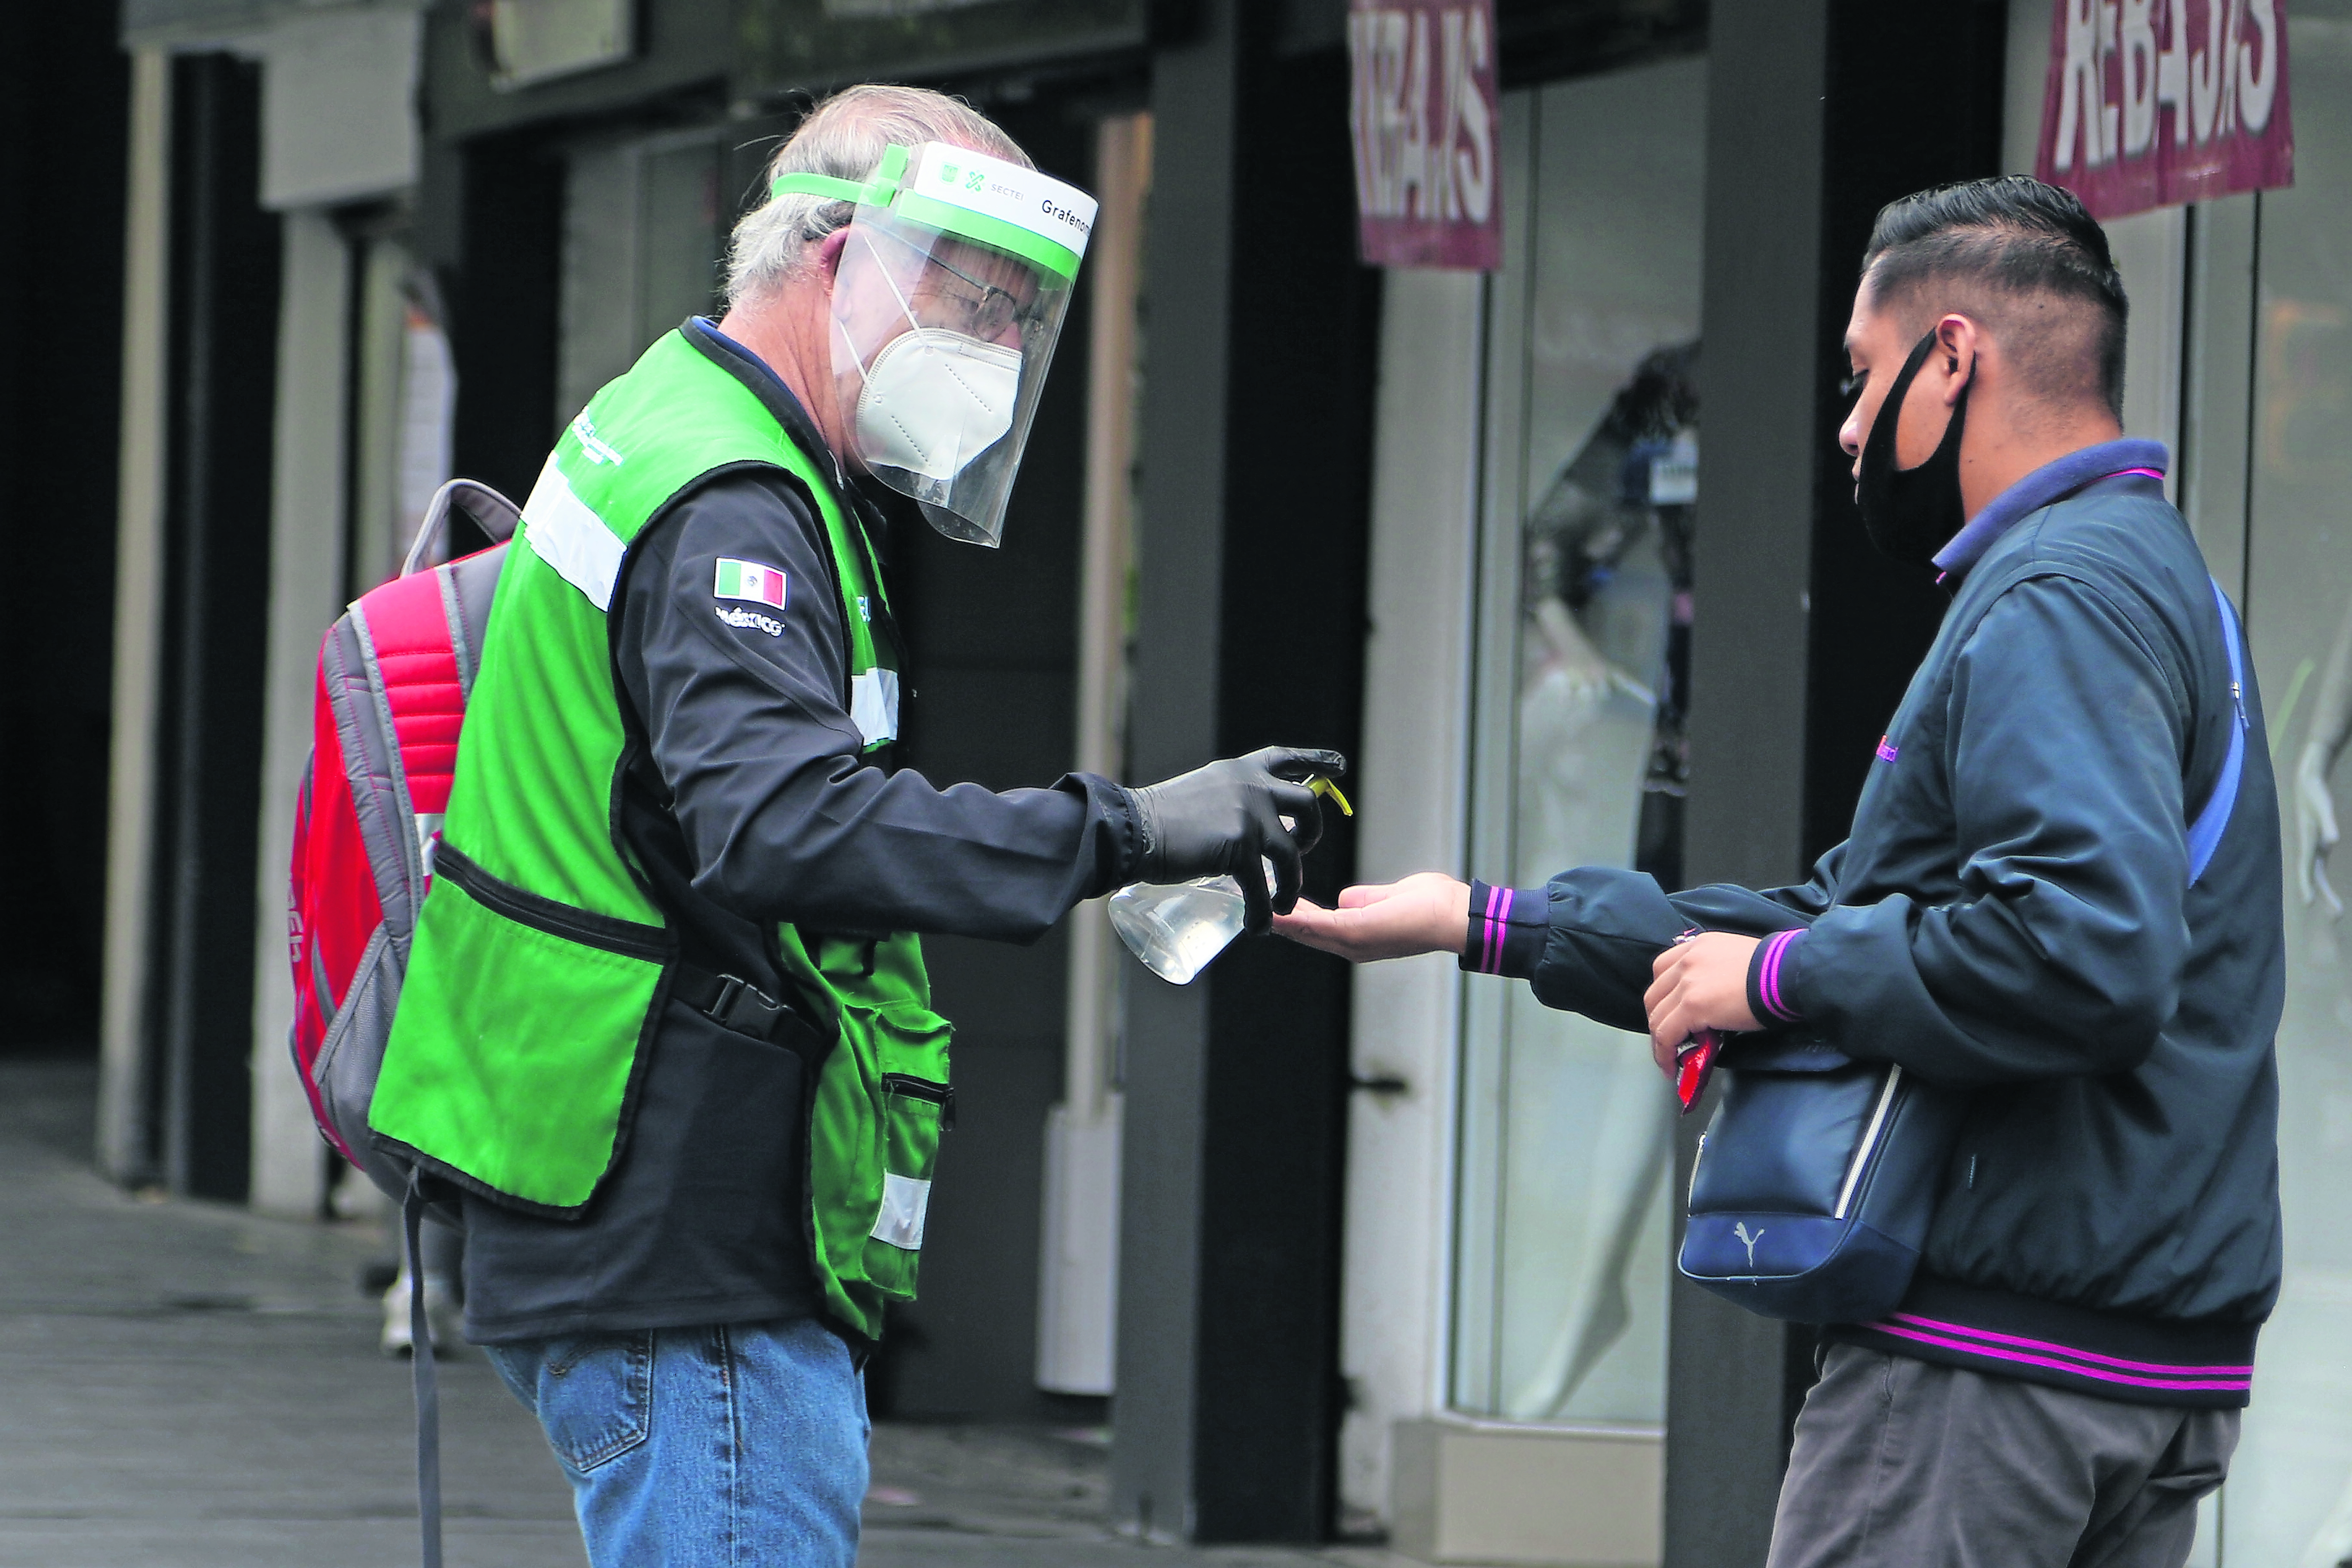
[{"xmin": 853, "ymin": 328, "xmax": 1022, "ymax": 485}]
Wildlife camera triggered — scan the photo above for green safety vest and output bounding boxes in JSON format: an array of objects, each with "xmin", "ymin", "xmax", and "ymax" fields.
[{"xmin": 370, "ymin": 328, "xmax": 948, "ymax": 1340}]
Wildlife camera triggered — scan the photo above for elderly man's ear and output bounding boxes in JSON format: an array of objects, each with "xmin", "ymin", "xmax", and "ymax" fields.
[{"xmin": 814, "ymin": 227, "xmax": 851, "ymax": 284}]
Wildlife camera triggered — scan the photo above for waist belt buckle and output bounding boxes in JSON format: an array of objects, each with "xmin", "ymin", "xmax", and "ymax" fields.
[{"xmin": 707, "ymin": 974, "xmax": 787, "ymax": 1041}]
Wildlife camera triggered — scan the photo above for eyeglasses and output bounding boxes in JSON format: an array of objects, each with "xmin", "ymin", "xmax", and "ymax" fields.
[
  {"xmin": 919, "ymin": 248, "xmax": 1034, "ymax": 341},
  {"xmin": 864, "ymin": 223, "xmax": 1038, "ymax": 342}
]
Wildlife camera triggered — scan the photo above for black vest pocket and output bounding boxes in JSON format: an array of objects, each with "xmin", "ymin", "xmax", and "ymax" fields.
[{"xmin": 462, "ymin": 997, "xmax": 818, "ymax": 1338}]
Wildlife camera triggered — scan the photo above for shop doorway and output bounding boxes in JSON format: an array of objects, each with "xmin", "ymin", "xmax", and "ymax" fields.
[{"xmin": 0, "ymin": 4, "xmax": 131, "ymax": 1059}]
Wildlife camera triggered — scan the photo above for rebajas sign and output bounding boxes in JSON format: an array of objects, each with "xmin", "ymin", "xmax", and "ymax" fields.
[
  {"xmin": 2037, "ymin": 0, "xmax": 2294, "ymax": 219},
  {"xmin": 1348, "ymin": 0, "xmax": 1501, "ymax": 271}
]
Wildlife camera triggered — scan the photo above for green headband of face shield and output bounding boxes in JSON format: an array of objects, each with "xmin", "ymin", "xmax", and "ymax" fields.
[{"xmin": 770, "ymin": 141, "xmax": 1095, "ymax": 284}]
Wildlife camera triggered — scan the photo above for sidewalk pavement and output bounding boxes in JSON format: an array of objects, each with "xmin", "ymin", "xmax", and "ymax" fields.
[{"xmin": 0, "ymin": 1061, "xmax": 1415, "ymax": 1568}]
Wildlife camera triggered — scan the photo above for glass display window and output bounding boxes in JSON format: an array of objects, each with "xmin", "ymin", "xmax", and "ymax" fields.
[
  {"xmin": 2218, "ymin": 5, "xmax": 2352, "ymax": 1562},
  {"xmin": 1452, "ymin": 53, "xmax": 1706, "ymax": 1426}
]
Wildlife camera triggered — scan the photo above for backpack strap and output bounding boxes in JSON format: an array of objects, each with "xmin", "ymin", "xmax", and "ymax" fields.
[
  {"xmin": 2187, "ymin": 576, "xmax": 2249, "ymax": 886},
  {"xmin": 436, "ymin": 543, "xmax": 507, "ymax": 702},
  {"xmin": 350, "ymin": 572, "xmax": 464, "ymax": 897},
  {"xmin": 402, "ymin": 1174, "xmax": 444, "ymax": 1568}
]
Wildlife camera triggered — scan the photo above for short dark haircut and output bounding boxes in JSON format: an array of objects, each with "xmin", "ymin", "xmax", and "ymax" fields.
[{"xmin": 1861, "ymin": 176, "xmax": 2128, "ymax": 417}]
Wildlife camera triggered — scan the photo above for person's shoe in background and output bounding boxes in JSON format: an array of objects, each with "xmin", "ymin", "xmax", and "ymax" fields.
[{"xmin": 380, "ymin": 1265, "xmax": 462, "ymax": 1359}]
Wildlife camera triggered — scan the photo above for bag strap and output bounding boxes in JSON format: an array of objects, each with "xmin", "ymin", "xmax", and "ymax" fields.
[
  {"xmin": 2186, "ymin": 576, "xmax": 2249, "ymax": 887},
  {"xmin": 403, "ymin": 1176, "xmax": 444, "ymax": 1568}
]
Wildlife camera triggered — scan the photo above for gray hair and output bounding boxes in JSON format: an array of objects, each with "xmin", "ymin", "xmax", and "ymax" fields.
[{"xmin": 726, "ymin": 85, "xmax": 1029, "ymax": 307}]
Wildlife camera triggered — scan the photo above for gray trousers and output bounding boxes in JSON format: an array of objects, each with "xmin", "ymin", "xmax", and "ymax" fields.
[{"xmin": 1768, "ymin": 1343, "xmax": 2239, "ymax": 1568}]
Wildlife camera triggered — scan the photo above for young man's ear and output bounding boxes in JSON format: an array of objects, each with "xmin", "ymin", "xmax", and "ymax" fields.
[{"xmin": 1932, "ymin": 313, "xmax": 1981, "ymax": 404}]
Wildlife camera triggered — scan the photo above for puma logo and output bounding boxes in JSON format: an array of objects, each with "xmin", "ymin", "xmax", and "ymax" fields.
[{"xmin": 1734, "ymin": 1222, "xmax": 1766, "ymax": 1269}]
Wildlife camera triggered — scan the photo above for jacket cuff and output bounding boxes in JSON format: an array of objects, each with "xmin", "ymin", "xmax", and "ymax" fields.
[
  {"xmin": 1748, "ymin": 928, "xmax": 1807, "ymax": 1025},
  {"xmin": 1461, "ymin": 881, "xmax": 1548, "ymax": 978},
  {"xmin": 1072, "ymin": 773, "xmax": 1144, "ymax": 897}
]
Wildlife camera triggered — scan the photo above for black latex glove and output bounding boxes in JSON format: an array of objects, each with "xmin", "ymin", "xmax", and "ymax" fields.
[{"xmin": 1127, "ymin": 747, "xmax": 1348, "ymax": 933}]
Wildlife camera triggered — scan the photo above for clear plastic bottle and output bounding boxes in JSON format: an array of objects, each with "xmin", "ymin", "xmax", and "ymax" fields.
[
  {"xmin": 1107, "ymin": 874, "xmax": 1253, "ymax": 985},
  {"xmin": 1107, "ymin": 776, "xmax": 1351, "ymax": 986}
]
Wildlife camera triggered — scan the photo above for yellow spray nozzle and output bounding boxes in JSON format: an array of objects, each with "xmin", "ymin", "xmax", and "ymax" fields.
[{"xmin": 1308, "ymin": 775, "xmax": 1354, "ymax": 817}]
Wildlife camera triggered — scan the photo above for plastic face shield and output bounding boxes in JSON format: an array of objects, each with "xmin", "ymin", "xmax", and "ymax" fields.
[{"xmin": 771, "ymin": 142, "xmax": 1096, "ymax": 547}]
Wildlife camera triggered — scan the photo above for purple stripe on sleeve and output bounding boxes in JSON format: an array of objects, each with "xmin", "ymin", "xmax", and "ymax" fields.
[
  {"xmin": 1482, "ymin": 885, "xmax": 1503, "ymax": 974},
  {"xmin": 1756, "ymin": 930, "xmax": 1801, "ymax": 1023},
  {"xmin": 2111, "ymin": 467, "xmax": 2167, "ymax": 481},
  {"xmin": 1865, "ymin": 1321, "xmax": 2250, "ymax": 1393},
  {"xmin": 1885, "ymin": 1314, "xmax": 2253, "ymax": 1377},
  {"xmin": 1490, "ymin": 887, "xmax": 1516, "ymax": 974}
]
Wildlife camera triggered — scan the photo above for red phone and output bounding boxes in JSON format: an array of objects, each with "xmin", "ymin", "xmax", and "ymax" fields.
[
  {"xmin": 1675, "ymin": 1029, "xmax": 1719, "ymax": 1114},
  {"xmin": 1667, "ymin": 927, "xmax": 1720, "ymax": 1113}
]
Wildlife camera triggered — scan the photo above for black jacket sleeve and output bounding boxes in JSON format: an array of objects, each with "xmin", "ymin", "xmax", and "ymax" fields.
[
  {"xmin": 1470, "ymin": 859, "xmax": 1834, "ymax": 1035},
  {"xmin": 613, "ymin": 468, "xmax": 1138, "ymax": 942},
  {"xmin": 1497, "ymin": 574, "xmax": 2193, "ymax": 1085}
]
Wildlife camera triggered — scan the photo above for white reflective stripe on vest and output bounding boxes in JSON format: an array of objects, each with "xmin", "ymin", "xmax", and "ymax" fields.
[
  {"xmin": 870, "ymin": 1171, "xmax": 930, "ymax": 1250},
  {"xmin": 522, "ymin": 459, "xmax": 625, "ymax": 610},
  {"xmin": 850, "ymin": 667, "xmax": 900, "ymax": 746}
]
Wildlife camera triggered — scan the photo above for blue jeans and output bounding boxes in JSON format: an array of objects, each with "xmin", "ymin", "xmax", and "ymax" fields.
[{"xmin": 484, "ymin": 1317, "xmax": 867, "ymax": 1567}]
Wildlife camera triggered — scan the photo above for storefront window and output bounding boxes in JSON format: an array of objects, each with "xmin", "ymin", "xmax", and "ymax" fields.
[
  {"xmin": 1452, "ymin": 55, "xmax": 1705, "ymax": 1425},
  {"xmin": 2223, "ymin": 6, "xmax": 2352, "ymax": 1562}
]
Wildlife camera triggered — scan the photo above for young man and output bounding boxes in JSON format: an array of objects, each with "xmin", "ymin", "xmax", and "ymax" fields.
[
  {"xmin": 368, "ymin": 86, "xmax": 1339, "ymax": 1566},
  {"xmin": 1278, "ymin": 178, "xmax": 2282, "ymax": 1568}
]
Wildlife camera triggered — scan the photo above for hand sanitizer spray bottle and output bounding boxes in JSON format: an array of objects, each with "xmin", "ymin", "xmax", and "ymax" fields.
[{"xmin": 1107, "ymin": 777, "xmax": 1351, "ymax": 984}]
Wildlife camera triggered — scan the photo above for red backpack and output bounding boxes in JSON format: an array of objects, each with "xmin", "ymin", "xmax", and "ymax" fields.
[
  {"xmin": 287, "ymin": 478, "xmax": 518, "ymax": 1568},
  {"xmin": 288, "ymin": 478, "xmax": 518, "ymax": 1205}
]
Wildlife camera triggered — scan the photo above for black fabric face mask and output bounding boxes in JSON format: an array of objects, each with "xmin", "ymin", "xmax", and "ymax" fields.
[{"xmin": 1855, "ymin": 328, "xmax": 1970, "ymax": 565}]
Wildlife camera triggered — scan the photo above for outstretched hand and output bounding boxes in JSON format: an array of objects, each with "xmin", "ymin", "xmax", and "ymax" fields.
[{"xmin": 1270, "ymin": 873, "xmax": 1471, "ymax": 963}]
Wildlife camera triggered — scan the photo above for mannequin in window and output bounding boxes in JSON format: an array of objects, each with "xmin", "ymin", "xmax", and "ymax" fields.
[{"xmin": 1505, "ymin": 340, "xmax": 1696, "ymax": 1418}]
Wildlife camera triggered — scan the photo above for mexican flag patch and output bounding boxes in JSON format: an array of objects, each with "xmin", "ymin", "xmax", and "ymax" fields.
[{"xmin": 714, "ymin": 558, "xmax": 787, "ymax": 608}]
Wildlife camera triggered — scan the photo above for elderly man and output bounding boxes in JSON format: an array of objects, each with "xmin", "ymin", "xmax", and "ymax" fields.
[
  {"xmin": 368, "ymin": 85, "xmax": 1339, "ymax": 1566},
  {"xmin": 1279, "ymin": 177, "xmax": 2281, "ymax": 1568}
]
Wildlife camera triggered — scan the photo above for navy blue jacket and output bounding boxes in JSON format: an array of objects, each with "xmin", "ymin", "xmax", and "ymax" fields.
[{"xmin": 1471, "ymin": 441, "xmax": 2284, "ymax": 1406}]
